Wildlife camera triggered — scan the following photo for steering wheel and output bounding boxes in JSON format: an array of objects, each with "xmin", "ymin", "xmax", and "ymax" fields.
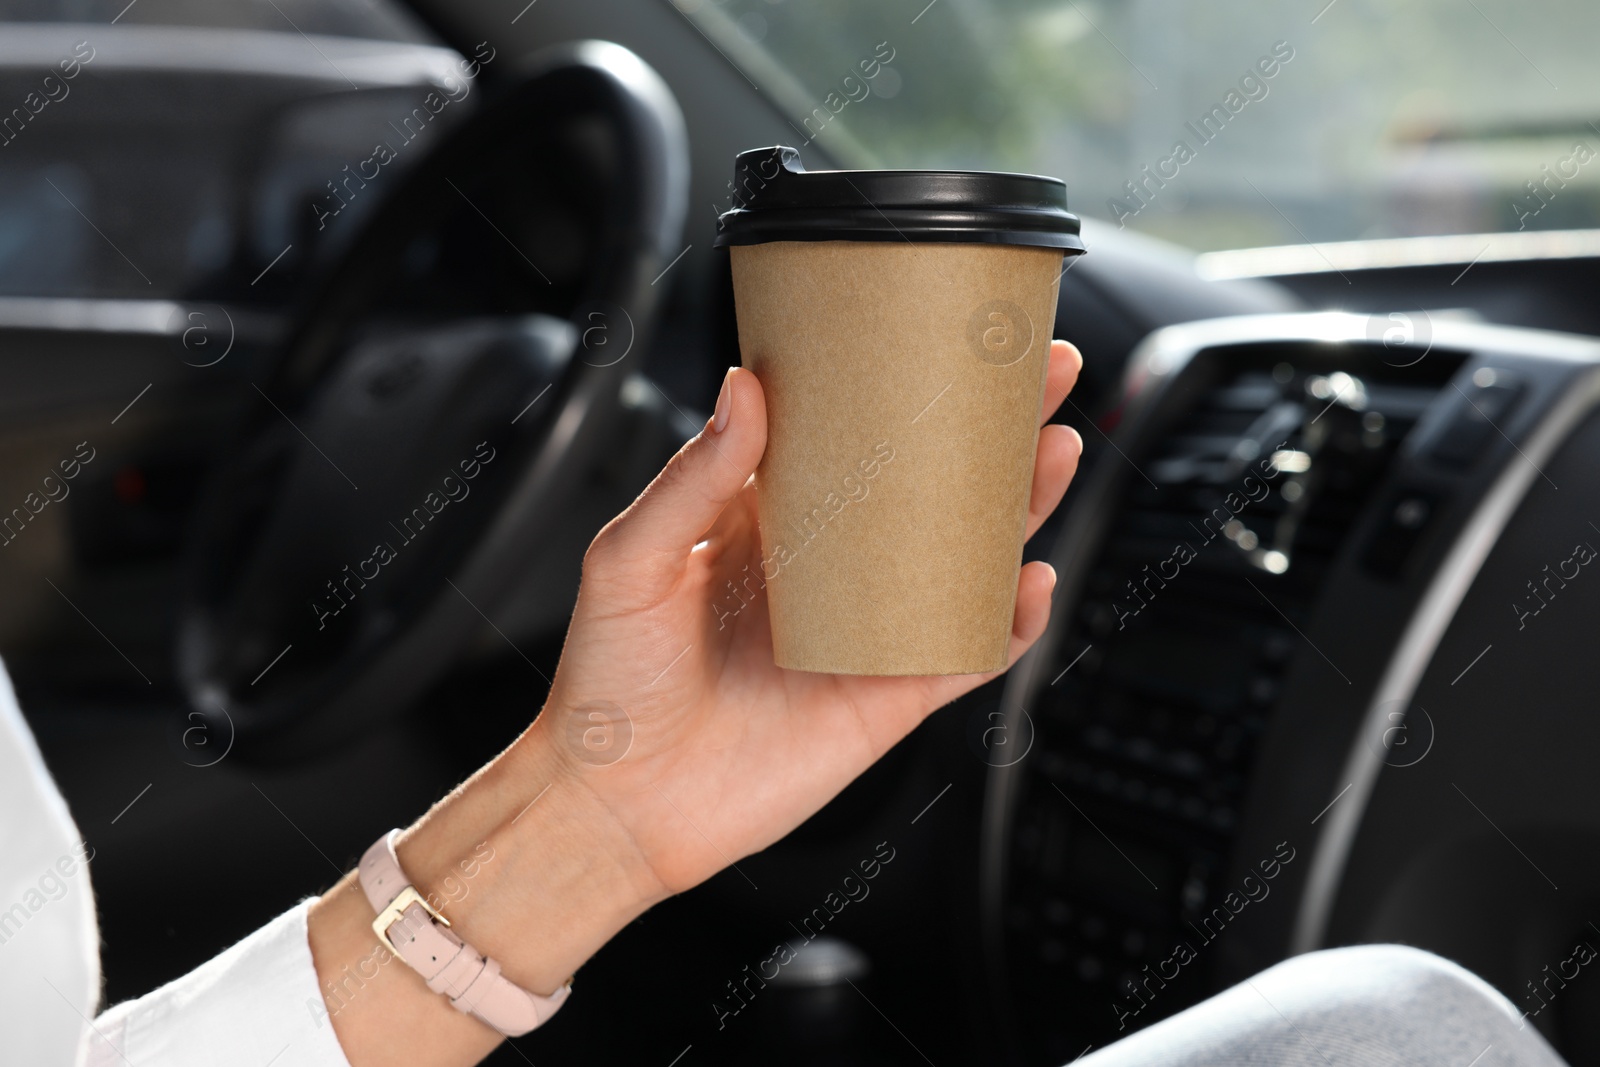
[{"xmin": 177, "ymin": 41, "xmax": 688, "ymax": 758}]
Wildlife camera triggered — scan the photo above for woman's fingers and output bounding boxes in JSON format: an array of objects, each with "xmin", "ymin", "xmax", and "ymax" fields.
[
  {"xmin": 1010, "ymin": 560, "xmax": 1057, "ymax": 649},
  {"xmin": 1024, "ymin": 423, "xmax": 1083, "ymax": 541},
  {"xmin": 587, "ymin": 368, "xmax": 767, "ymax": 586},
  {"xmin": 1039, "ymin": 340, "xmax": 1084, "ymax": 426},
  {"xmin": 586, "ymin": 342, "xmax": 1080, "ymax": 597},
  {"xmin": 907, "ymin": 560, "xmax": 1058, "ymax": 711},
  {"xmin": 974, "ymin": 561, "xmax": 1058, "ymax": 687}
]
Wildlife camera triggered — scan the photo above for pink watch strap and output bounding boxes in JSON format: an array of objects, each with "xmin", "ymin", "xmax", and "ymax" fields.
[{"xmin": 357, "ymin": 830, "xmax": 571, "ymax": 1036}]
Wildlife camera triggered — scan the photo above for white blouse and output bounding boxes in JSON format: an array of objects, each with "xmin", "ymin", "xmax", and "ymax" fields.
[{"xmin": 0, "ymin": 665, "xmax": 351, "ymax": 1067}]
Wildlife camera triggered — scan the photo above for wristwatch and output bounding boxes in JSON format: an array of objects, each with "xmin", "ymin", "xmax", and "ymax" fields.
[{"xmin": 358, "ymin": 830, "xmax": 572, "ymax": 1036}]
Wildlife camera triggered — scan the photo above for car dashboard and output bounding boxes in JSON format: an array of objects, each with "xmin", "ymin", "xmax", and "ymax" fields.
[{"xmin": 986, "ymin": 310, "xmax": 1600, "ymax": 1061}]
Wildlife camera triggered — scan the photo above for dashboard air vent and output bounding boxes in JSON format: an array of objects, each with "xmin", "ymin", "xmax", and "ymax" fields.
[{"xmin": 1000, "ymin": 349, "xmax": 1446, "ymax": 1063}]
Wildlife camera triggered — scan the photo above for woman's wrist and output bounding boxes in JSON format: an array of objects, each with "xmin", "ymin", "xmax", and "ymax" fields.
[
  {"xmin": 396, "ymin": 718, "xmax": 669, "ymax": 992},
  {"xmin": 307, "ymin": 717, "xmax": 667, "ymax": 1065}
]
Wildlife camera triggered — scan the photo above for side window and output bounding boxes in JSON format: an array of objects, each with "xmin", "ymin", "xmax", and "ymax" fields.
[{"xmin": 0, "ymin": 0, "xmax": 443, "ymax": 299}]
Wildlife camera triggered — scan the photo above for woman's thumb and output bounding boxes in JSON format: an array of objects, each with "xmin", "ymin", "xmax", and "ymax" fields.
[{"xmin": 586, "ymin": 367, "xmax": 767, "ymax": 578}]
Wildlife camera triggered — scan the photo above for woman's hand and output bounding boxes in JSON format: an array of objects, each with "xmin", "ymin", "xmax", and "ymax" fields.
[
  {"xmin": 309, "ymin": 342, "xmax": 1083, "ymax": 1066},
  {"xmin": 537, "ymin": 339, "xmax": 1084, "ymax": 895}
]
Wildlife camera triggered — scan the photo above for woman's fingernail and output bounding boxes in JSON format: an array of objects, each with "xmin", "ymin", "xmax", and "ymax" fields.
[{"xmin": 712, "ymin": 369, "xmax": 733, "ymax": 434}]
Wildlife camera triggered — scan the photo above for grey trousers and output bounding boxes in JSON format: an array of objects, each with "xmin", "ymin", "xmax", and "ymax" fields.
[{"xmin": 1078, "ymin": 945, "xmax": 1567, "ymax": 1066}]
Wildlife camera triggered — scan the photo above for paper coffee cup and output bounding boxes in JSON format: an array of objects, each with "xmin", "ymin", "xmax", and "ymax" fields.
[{"xmin": 714, "ymin": 147, "xmax": 1085, "ymax": 676}]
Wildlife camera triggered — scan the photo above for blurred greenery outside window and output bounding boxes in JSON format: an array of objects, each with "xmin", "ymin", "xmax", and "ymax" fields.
[{"xmin": 678, "ymin": 0, "xmax": 1600, "ymax": 251}]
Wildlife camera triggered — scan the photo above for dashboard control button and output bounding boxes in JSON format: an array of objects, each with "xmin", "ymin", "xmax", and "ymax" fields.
[
  {"xmin": 1362, "ymin": 486, "xmax": 1443, "ymax": 581},
  {"xmin": 1428, "ymin": 371, "xmax": 1522, "ymax": 467}
]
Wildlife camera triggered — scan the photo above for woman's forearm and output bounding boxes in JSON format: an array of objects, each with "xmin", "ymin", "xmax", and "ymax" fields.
[
  {"xmin": 306, "ymin": 721, "xmax": 667, "ymax": 1066},
  {"xmin": 301, "ymin": 352, "xmax": 1080, "ymax": 1065}
]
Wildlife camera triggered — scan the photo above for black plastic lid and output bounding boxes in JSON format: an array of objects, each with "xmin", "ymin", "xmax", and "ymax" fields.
[{"xmin": 712, "ymin": 146, "xmax": 1085, "ymax": 253}]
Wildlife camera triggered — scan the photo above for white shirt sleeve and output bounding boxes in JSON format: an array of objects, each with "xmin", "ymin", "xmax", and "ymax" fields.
[
  {"xmin": 85, "ymin": 899, "xmax": 352, "ymax": 1067},
  {"xmin": 0, "ymin": 657, "xmax": 350, "ymax": 1067},
  {"xmin": 0, "ymin": 661, "xmax": 99, "ymax": 1067}
]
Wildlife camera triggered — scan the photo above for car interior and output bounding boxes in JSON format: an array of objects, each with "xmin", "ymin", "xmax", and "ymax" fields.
[{"xmin": 5, "ymin": 0, "xmax": 1600, "ymax": 1063}]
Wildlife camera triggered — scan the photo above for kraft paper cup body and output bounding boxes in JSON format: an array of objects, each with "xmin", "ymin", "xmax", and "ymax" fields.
[{"xmin": 730, "ymin": 240, "xmax": 1064, "ymax": 676}]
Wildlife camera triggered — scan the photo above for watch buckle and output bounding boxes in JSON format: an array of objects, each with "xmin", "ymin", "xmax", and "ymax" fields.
[{"xmin": 372, "ymin": 884, "xmax": 450, "ymax": 954}]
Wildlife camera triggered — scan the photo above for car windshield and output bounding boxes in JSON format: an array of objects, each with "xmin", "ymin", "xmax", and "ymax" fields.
[{"xmin": 677, "ymin": 0, "xmax": 1600, "ymax": 251}]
